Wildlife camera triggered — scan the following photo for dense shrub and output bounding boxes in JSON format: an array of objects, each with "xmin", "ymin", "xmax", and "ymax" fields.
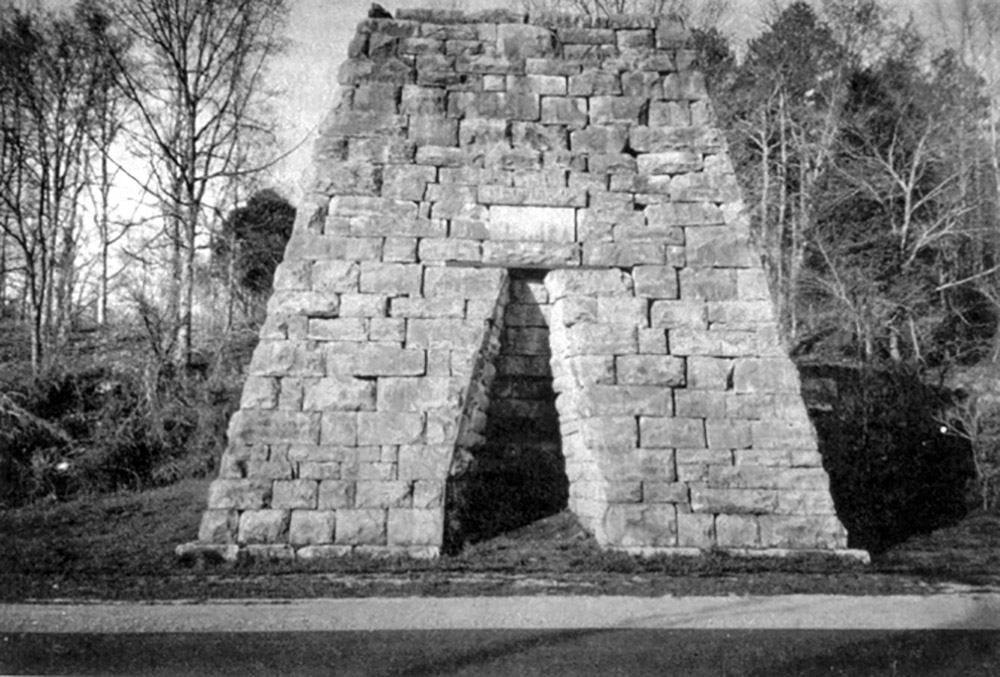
[{"xmin": 0, "ymin": 348, "xmax": 243, "ymax": 508}]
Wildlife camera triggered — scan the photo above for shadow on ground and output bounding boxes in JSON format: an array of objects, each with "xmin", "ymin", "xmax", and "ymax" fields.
[{"xmin": 801, "ymin": 364, "xmax": 977, "ymax": 553}]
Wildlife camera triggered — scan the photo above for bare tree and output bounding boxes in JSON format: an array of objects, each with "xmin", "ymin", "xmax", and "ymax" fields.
[
  {"xmin": 0, "ymin": 5, "xmax": 113, "ymax": 373},
  {"xmin": 98, "ymin": 0, "xmax": 287, "ymax": 367}
]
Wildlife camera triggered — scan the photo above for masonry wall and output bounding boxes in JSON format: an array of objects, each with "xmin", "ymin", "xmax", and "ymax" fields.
[{"xmin": 181, "ymin": 8, "xmax": 857, "ymax": 561}]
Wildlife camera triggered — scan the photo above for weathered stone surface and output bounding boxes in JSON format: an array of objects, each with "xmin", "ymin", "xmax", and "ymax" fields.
[
  {"xmin": 387, "ymin": 508, "xmax": 444, "ymax": 546},
  {"xmin": 336, "ymin": 509, "xmax": 387, "ymax": 545},
  {"xmin": 196, "ymin": 9, "xmax": 850, "ymax": 560},
  {"xmin": 238, "ymin": 510, "xmax": 290, "ymax": 544},
  {"xmin": 289, "ymin": 510, "xmax": 336, "ymax": 546},
  {"xmin": 615, "ymin": 355, "xmax": 685, "ymax": 386},
  {"xmin": 603, "ymin": 504, "xmax": 677, "ymax": 547},
  {"xmin": 640, "ymin": 417, "xmax": 705, "ymax": 448},
  {"xmin": 272, "ymin": 480, "xmax": 319, "ymax": 509}
]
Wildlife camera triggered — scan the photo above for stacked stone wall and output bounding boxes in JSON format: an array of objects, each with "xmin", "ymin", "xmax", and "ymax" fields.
[{"xmin": 181, "ymin": 8, "xmax": 861, "ymax": 561}]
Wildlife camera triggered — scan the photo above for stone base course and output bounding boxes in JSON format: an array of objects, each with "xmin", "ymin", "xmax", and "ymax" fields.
[{"xmin": 180, "ymin": 8, "xmax": 855, "ymax": 561}]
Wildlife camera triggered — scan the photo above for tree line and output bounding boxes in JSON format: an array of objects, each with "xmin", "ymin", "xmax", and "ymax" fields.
[{"xmin": 0, "ymin": 0, "xmax": 291, "ymax": 376}]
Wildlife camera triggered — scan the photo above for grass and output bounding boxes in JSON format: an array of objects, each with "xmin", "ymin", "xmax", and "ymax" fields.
[{"xmin": 2, "ymin": 478, "xmax": 999, "ymax": 602}]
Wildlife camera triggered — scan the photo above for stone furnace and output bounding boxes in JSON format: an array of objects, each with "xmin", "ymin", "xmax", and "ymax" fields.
[{"xmin": 181, "ymin": 8, "xmax": 860, "ymax": 561}]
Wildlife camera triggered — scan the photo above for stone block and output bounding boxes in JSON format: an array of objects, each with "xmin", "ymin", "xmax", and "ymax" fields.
[
  {"xmin": 637, "ymin": 151, "xmax": 703, "ymax": 175},
  {"xmin": 650, "ymin": 301, "xmax": 706, "ymax": 329},
  {"xmin": 603, "ymin": 504, "xmax": 677, "ymax": 547},
  {"xmin": 545, "ymin": 268, "xmax": 633, "ymax": 299},
  {"xmin": 356, "ymin": 481, "xmax": 413, "ymax": 508},
  {"xmin": 637, "ymin": 328, "xmax": 668, "ymax": 354},
  {"xmin": 640, "ymin": 417, "xmax": 706, "ymax": 448},
  {"xmin": 596, "ymin": 297, "xmax": 647, "ymax": 325},
  {"xmin": 352, "ymin": 346, "xmax": 426, "ymax": 376},
  {"xmin": 311, "ymin": 261, "xmax": 360, "ymax": 294},
  {"xmin": 715, "ymin": 514, "xmax": 759, "ymax": 547},
  {"xmin": 198, "ymin": 510, "xmax": 238, "ymax": 543},
  {"xmin": 686, "ymin": 227, "xmax": 758, "ymax": 268},
  {"xmin": 759, "ymin": 516, "xmax": 846, "ymax": 549},
  {"xmin": 338, "ymin": 294, "xmax": 388, "ymax": 318},
  {"xmin": 289, "ymin": 510, "xmax": 336, "ymax": 546},
  {"xmin": 347, "ymin": 137, "xmax": 416, "ymax": 164},
  {"xmin": 540, "ymin": 96, "xmax": 589, "ymax": 127},
  {"xmin": 750, "ymin": 420, "xmax": 817, "ymax": 449},
  {"xmin": 321, "ymin": 412, "xmax": 358, "ymax": 445},
  {"xmin": 738, "ymin": 268, "xmax": 771, "ymax": 300},
  {"xmin": 629, "ymin": 126, "xmax": 726, "ymax": 153},
  {"xmin": 498, "ymin": 22, "xmax": 557, "ymax": 59},
  {"xmin": 551, "ymin": 323, "xmax": 638, "ymax": 355},
  {"xmin": 707, "ymin": 301, "xmax": 776, "ymax": 330},
  {"xmin": 617, "ymin": 28, "xmax": 654, "ymax": 50},
  {"xmin": 297, "ymin": 545, "xmax": 353, "ymax": 560},
  {"xmin": 590, "ymin": 96, "xmax": 647, "ymax": 124},
  {"xmin": 302, "ymin": 377, "xmax": 377, "ymax": 411},
  {"xmin": 358, "ymin": 412, "xmax": 425, "ymax": 445},
  {"xmin": 299, "ymin": 462, "xmax": 341, "ymax": 480},
  {"xmin": 551, "ymin": 355, "xmax": 616, "ymax": 390},
  {"xmin": 228, "ymin": 410, "xmax": 321, "ymax": 446},
  {"xmin": 633, "ymin": 267, "xmax": 679, "ymax": 299},
  {"xmin": 512, "ymin": 122, "xmax": 569, "ymax": 151},
  {"xmin": 690, "ymin": 487, "xmax": 778, "ymax": 514},
  {"xmin": 669, "ymin": 329, "xmax": 757, "ymax": 357},
  {"xmin": 413, "ymin": 479, "xmax": 446, "ymax": 508},
  {"xmin": 732, "ymin": 358, "xmax": 801, "ymax": 394},
  {"xmin": 562, "ymin": 385, "xmax": 672, "ymax": 417},
  {"xmin": 273, "ymin": 261, "xmax": 312, "ymax": 291},
  {"xmin": 615, "ymin": 355, "xmax": 685, "ymax": 386},
  {"xmin": 240, "ymin": 377, "xmax": 278, "ymax": 410},
  {"xmin": 677, "ymin": 512, "xmax": 715, "ymax": 548},
  {"xmin": 568, "ymin": 69, "xmax": 621, "ymax": 96},
  {"xmin": 776, "ymin": 490, "xmax": 838, "ymax": 516},
  {"xmin": 484, "ymin": 241, "xmax": 582, "ymax": 267},
  {"xmin": 508, "ymin": 74, "xmax": 567, "ymax": 95},
  {"xmin": 645, "ymin": 202, "xmax": 724, "ymax": 228},
  {"xmin": 650, "ymin": 101, "xmax": 691, "ymax": 127},
  {"xmin": 673, "ymin": 390, "xmax": 726, "ymax": 418},
  {"xmin": 662, "ymin": 72, "xmax": 708, "ymax": 100},
  {"xmin": 583, "ymin": 242, "xmax": 666, "ymax": 266},
  {"xmin": 407, "ymin": 319, "xmax": 486, "ymax": 350},
  {"xmin": 336, "ymin": 508, "xmax": 387, "ymax": 545},
  {"xmin": 378, "ymin": 377, "xmax": 462, "ymax": 412},
  {"xmin": 571, "ymin": 416, "xmax": 637, "ymax": 451},
  {"xmin": 308, "ymin": 318, "xmax": 368, "ymax": 342},
  {"xmin": 390, "ymin": 297, "xmax": 465, "ymax": 318},
  {"xmin": 387, "ymin": 508, "xmax": 444, "ymax": 546},
  {"xmin": 238, "ymin": 510, "xmax": 290, "ymax": 544},
  {"xmin": 272, "ymin": 480, "xmax": 319, "ymax": 509},
  {"xmin": 687, "ymin": 356, "xmax": 733, "ymax": 390},
  {"xmin": 458, "ymin": 118, "xmax": 509, "ymax": 146},
  {"xmin": 671, "ymin": 173, "xmax": 741, "ymax": 203},
  {"xmin": 607, "ymin": 481, "xmax": 643, "ymax": 502},
  {"xmin": 408, "ymin": 115, "xmax": 459, "ymax": 146},
  {"xmin": 418, "ymin": 238, "xmax": 482, "ymax": 262},
  {"xmin": 488, "ymin": 205, "xmax": 576, "ymax": 242},
  {"xmin": 643, "ymin": 481, "xmax": 689, "ymax": 504},
  {"xmin": 705, "ymin": 419, "xmax": 752, "ymax": 449},
  {"xmin": 316, "ymin": 161, "xmax": 381, "ymax": 196},
  {"xmin": 424, "ymin": 266, "xmax": 506, "ymax": 298},
  {"xmin": 383, "ymin": 165, "xmax": 437, "ymax": 201},
  {"xmin": 369, "ymin": 318, "xmax": 406, "ymax": 343},
  {"xmin": 679, "ymin": 268, "xmax": 738, "ymax": 302}
]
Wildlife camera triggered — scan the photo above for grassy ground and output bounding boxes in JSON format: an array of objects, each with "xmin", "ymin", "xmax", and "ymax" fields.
[{"xmin": 2, "ymin": 478, "xmax": 999, "ymax": 602}]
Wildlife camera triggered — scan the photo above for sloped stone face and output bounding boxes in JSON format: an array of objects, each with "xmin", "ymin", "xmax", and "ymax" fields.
[{"xmin": 185, "ymin": 9, "xmax": 854, "ymax": 561}]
